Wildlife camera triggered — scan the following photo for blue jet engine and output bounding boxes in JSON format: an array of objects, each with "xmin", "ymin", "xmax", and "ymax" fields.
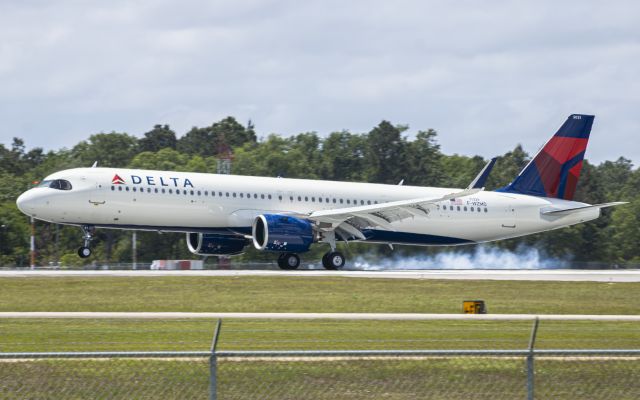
[
  {"xmin": 186, "ymin": 233, "xmax": 247, "ymax": 256},
  {"xmin": 252, "ymin": 214, "xmax": 314, "ymax": 253}
]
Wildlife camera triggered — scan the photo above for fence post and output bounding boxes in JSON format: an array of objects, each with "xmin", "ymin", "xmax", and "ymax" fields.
[
  {"xmin": 210, "ymin": 319, "xmax": 222, "ymax": 400},
  {"xmin": 527, "ymin": 317, "xmax": 539, "ymax": 400}
]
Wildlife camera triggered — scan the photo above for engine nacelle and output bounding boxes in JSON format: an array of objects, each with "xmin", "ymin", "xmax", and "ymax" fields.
[
  {"xmin": 252, "ymin": 214, "xmax": 314, "ymax": 253},
  {"xmin": 186, "ymin": 233, "xmax": 247, "ymax": 256}
]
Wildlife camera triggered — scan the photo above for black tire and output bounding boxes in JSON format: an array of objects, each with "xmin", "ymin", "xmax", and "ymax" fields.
[
  {"xmin": 278, "ymin": 253, "xmax": 300, "ymax": 270},
  {"xmin": 322, "ymin": 251, "xmax": 345, "ymax": 270},
  {"xmin": 77, "ymin": 246, "xmax": 92, "ymax": 258}
]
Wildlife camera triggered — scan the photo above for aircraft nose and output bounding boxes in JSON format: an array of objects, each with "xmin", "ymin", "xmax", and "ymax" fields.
[{"xmin": 16, "ymin": 190, "xmax": 37, "ymax": 215}]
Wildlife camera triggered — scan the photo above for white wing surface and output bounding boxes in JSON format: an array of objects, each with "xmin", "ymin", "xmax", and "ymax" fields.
[{"xmin": 302, "ymin": 188, "xmax": 481, "ymax": 240}]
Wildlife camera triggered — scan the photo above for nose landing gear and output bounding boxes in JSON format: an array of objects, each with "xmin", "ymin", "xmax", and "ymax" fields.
[{"xmin": 77, "ymin": 225, "xmax": 95, "ymax": 258}]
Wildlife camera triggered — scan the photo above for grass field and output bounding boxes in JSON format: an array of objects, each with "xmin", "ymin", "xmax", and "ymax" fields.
[
  {"xmin": 0, "ymin": 276, "xmax": 639, "ymax": 352},
  {"xmin": 1, "ymin": 318, "xmax": 639, "ymax": 352},
  {"xmin": 0, "ymin": 276, "xmax": 638, "ymax": 314},
  {"xmin": 1, "ymin": 276, "xmax": 639, "ymax": 399}
]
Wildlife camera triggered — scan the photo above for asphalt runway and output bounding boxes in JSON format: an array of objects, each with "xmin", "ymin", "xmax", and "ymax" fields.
[
  {"xmin": 1, "ymin": 312, "xmax": 639, "ymax": 321},
  {"xmin": 1, "ymin": 269, "xmax": 639, "ymax": 282}
]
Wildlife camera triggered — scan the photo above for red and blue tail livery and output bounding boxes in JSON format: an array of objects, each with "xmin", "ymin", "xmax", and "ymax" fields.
[{"xmin": 499, "ymin": 114, "xmax": 594, "ymax": 200}]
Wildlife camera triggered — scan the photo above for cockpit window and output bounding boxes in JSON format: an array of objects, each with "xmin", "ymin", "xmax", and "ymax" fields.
[{"xmin": 43, "ymin": 179, "xmax": 72, "ymax": 190}]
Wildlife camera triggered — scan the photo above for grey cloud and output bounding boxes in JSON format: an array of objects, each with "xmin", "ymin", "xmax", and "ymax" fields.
[{"xmin": 0, "ymin": 0, "xmax": 638, "ymax": 164}]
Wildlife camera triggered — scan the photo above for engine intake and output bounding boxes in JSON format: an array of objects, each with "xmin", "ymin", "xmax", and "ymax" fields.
[
  {"xmin": 186, "ymin": 233, "xmax": 247, "ymax": 256},
  {"xmin": 252, "ymin": 214, "xmax": 314, "ymax": 253}
]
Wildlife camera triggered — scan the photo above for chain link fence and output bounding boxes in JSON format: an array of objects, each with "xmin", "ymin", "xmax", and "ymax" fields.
[
  {"xmin": 1, "ymin": 319, "xmax": 640, "ymax": 399},
  {"xmin": 1, "ymin": 350, "xmax": 639, "ymax": 399}
]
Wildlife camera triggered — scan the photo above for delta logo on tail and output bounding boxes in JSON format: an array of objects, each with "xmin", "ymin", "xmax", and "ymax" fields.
[
  {"xmin": 498, "ymin": 114, "xmax": 594, "ymax": 200},
  {"xmin": 112, "ymin": 174, "xmax": 125, "ymax": 185}
]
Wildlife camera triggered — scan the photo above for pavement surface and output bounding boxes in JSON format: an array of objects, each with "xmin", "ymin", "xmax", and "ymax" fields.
[{"xmin": 1, "ymin": 269, "xmax": 640, "ymax": 282}]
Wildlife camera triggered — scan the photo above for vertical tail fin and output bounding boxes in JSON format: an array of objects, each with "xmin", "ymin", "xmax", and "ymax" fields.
[{"xmin": 498, "ymin": 114, "xmax": 594, "ymax": 200}]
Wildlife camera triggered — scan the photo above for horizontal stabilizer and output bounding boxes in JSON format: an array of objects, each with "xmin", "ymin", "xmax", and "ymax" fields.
[{"xmin": 541, "ymin": 202, "xmax": 627, "ymax": 216}]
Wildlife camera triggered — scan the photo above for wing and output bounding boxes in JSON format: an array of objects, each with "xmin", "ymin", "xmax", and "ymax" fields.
[{"xmin": 302, "ymin": 188, "xmax": 481, "ymax": 240}]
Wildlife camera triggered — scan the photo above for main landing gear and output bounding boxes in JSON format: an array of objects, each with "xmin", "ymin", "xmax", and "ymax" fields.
[
  {"xmin": 320, "ymin": 230, "xmax": 345, "ymax": 270},
  {"xmin": 276, "ymin": 229, "xmax": 347, "ymax": 270},
  {"xmin": 77, "ymin": 225, "xmax": 95, "ymax": 258},
  {"xmin": 276, "ymin": 251, "xmax": 346, "ymax": 270},
  {"xmin": 322, "ymin": 251, "xmax": 346, "ymax": 270},
  {"xmin": 277, "ymin": 253, "xmax": 300, "ymax": 270}
]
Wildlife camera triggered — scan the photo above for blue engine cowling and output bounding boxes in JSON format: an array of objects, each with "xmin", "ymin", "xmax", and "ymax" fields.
[
  {"xmin": 186, "ymin": 233, "xmax": 248, "ymax": 256},
  {"xmin": 252, "ymin": 214, "xmax": 314, "ymax": 253}
]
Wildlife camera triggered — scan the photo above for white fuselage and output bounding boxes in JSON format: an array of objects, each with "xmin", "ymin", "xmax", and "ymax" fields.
[{"xmin": 17, "ymin": 167, "xmax": 600, "ymax": 246}]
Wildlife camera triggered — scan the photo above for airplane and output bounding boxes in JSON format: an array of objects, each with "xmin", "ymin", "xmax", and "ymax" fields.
[{"xmin": 16, "ymin": 114, "xmax": 625, "ymax": 270}]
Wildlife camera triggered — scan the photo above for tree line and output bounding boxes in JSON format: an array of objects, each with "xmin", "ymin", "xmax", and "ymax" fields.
[{"xmin": 1, "ymin": 116, "xmax": 638, "ymax": 267}]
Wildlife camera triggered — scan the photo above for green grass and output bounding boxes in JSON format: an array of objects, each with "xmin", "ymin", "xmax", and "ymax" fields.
[
  {"xmin": 0, "ymin": 276, "xmax": 638, "ymax": 314},
  {"xmin": 0, "ymin": 276, "xmax": 638, "ymax": 352},
  {"xmin": 1, "ymin": 276, "xmax": 639, "ymax": 399},
  {"xmin": 1, "ymin": 319, "xmax": 638, "ymax": 352}
]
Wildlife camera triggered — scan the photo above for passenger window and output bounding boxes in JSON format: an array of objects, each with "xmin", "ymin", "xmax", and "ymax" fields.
[
  {"xmin": 340, "ymin": 199, "xmax": 343, "ymax": 204},
  {"xmin": 347, "ymin": 200, "xmax": 351, "ymax": 204},
  {"xmin": 155, "ymin": 188, "xmax": 159, "ymax": 193},
  {"xmin": 360, "ymin": 200, "xmax": 364, "ymax": 205},
  {"xmin": 111, "ymin": 186, "xmax": 115, "ymax": 191},
  {"xmin": 298, "ymin": 196, "xmax": 302, "ymax": 201},
  {"xmin": 470, "ymin": 207, "xmax": 474, "ymax": 212},
  {"xmin": 318, "ymin": 197, "xmax": 322, "ymax": 203},
  {"xmin": 268, "ymin": 194, "xmax": 272, "ymax": 200},
  {"xmin": 133, "ymin": 187, "xmax": 137, "ymax": 192},
  {"xmin": 463, "ymin": 206, "xmax": 467, "ymax": 211},
  {"xmin": 279, "ymin": 195, "xmax": 283, "ymax": 201},
  {"xmin": 290, "ymin": 196, "xmax": 293, "ymax": 201},
  {"xmin": 233, "ymin": 193, "xmax": 237, "ymax": 198},
  {"xmin": 126, "ymin": 187, "xmax": 130, "ymax": 192},
  {"xmin": 226, "ymin": 192, "xmax": 229, "ymax": 197},
  {"xmin": 305, "ymin": 196, "xmax": 308, "ymax": 201},
  {"xmin": 311, "ymin": 197, "xmax": 315, "ymax": 202},
  {"xmin": 168, "ymin": 189, "xmax": 172, "ymax": 194},
  {"xmin": 484, "ymin": 208, "xmax": 488, "ymax": 212},
  {"xmin": 333, "ymin": 199, "xmax": 337, "ymax": 203},
  {"xmin": 367, "ymin": 200, "xmax": 371, "ymax": 205},
  {"xmin": 456, "ymin": 206, "xmax": 460, "ymax": 211},
  {"xmin": 240, "ymin": 193, "xmax": 244, "ymax": 198},
  {"xmin": 118, "ymin": 186, "xmax": 123, "ymax": 191}
]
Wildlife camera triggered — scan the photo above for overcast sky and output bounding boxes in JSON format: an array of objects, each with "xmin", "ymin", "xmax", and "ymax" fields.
[{"xmin": 1, "ymin": 0, "xmax": 638, "ymax": 164}]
